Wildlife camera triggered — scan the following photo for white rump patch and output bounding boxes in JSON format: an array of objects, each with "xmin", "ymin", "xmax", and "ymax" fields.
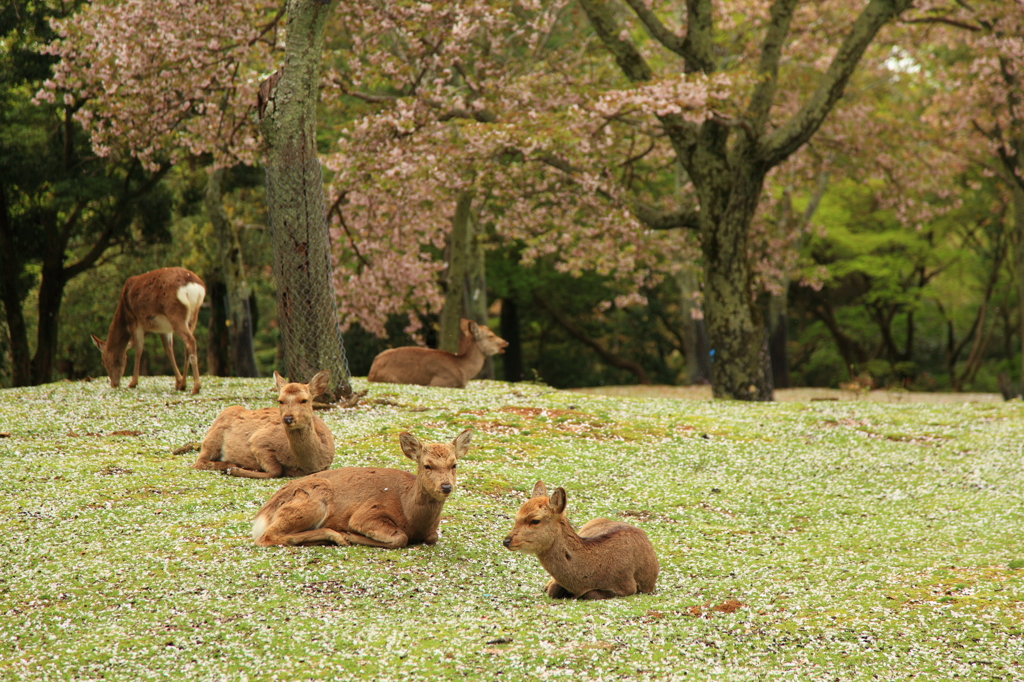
[
  {"xmin": 177, "ymin": 282, "xmax": 206, "ymax": 315},
  {"xmin": 252, "ymin": 513, "xmax": 269, "ymax": 540}
]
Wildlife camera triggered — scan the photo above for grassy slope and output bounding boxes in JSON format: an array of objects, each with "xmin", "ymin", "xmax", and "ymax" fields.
[{"xmin": 0, "ymin": 377, "xmax": 1022, "ymax": 681}]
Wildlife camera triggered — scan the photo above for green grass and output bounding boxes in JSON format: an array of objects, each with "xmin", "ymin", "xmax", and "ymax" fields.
[{"xmin": 1, "ymin": 377, "xmax": 1022, "ymax": 681}]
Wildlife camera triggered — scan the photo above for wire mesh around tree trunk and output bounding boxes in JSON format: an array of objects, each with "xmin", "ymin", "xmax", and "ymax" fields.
[{"xmin": 264, "ymin": 156, "xmax": 352, "ymax": 400}]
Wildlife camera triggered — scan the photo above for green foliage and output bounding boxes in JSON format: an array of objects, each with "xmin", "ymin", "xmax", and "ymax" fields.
[
  {"xmin": 487, "ymin": 249, "xmax": 685, "ymax": 387},
  {"xmin": 1, "ymin": 378, "xmax": 1022, "ymax": 679},
  {"xmin": 789, "ymin": 175, "xmax": 1015, "ymax": 390}
]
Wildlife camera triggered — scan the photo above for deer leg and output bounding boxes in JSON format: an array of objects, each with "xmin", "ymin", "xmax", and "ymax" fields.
[
  {"xmin": 169, "ymin": 316, "xmax": 201, "ymax": 394},
  {"xmin": 345, "ymin": 509, "xmax": 409, "ymax": 548},
  {"xmin": 161, "ymin": 333, "xmax": 186, "ymax": 391},
  {"xmin": 545, "ymin": 579, "xmax": 575, "ymax": 599},
  {"xmin": 128, "ymin": 329, "xmax": 145, "ymax": 388},
  {"xmin": 577, "ymin": 589, "xmax": 621, "ymax": 600},
  {"xmin": 226, "ymin": 459, "xmax": 285, "ymax": 479},
  {"xmin": 256, "ymin": 488, "xmax": 349, "ymax": 547}
]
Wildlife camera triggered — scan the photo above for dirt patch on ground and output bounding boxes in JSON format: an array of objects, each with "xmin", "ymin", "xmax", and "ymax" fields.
[{"xmin": 569, "ymin": 385, "xmax": 1004, "ymax": 404}]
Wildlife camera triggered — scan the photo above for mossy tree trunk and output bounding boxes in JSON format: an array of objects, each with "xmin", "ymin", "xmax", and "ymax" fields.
[
  {"xmin": 440, "ymin": 191, "xmax": 473, "ymax": 353},
  {"xmin": 258, "ymin": 0, "xmax": 350, "ymax": 398},
  {"xmin": 440, "ymin": 191, "xmax": 493, "ymax": 378}
]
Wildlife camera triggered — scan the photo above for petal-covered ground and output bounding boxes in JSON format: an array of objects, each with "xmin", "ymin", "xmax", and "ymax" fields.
[{"xmin": 1, "ymin": 377, "xmax": 1021, "ymax": 681}]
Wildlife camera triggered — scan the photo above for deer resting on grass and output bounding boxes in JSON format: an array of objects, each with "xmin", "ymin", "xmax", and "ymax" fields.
[
  {"xmin": 367, "ymin": 318, "xmax": 507, "ymax": 388},
  {"xmin": 251, "ymin": 429, "xmax": 472, "ymax": 548},
  {"xmin": 503, "ymin": 481, "xmax": 659, "ymax": 599},
  {"xmin": 91, "ymin": 267, "xmax": 205, "ymax": 394},
  {"xmin": 192, "ymin": 370, "xmax": 334, "ymax": 478}
]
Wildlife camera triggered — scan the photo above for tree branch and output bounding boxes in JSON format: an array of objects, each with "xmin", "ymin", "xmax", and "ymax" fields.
[
  {"xmin": 577, "ymin": 0, "xmax": 653, "ymax": 82},
  {"xmin": 633, "ymin": 203, "xmax": 700, "ymax": 231},
  {"xmin": 745, "ymin": 0, "xmax": 799, "ymax": 132},
  {"xmin": 536, "ymin": 296, "xmax": 651, "ymax": 384},
  {"xmin": 620, "ymin": 0, "xmax": 687, "ymax": 57},
  {"xmin": 760, "ymin": 0, "xmax": 912, "ymax": 168},
  {"xmin": 327, "ymin": 191, "xmax": 371, "ymax": 273}
]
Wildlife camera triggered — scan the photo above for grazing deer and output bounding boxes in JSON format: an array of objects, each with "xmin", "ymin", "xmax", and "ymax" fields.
[
  {"xmin": 251, "ymin": 429, "xmax": 472, "ymax": 548},
  {"xmin": 91, "ymin": 267, "xmax": 206, "ymax": 394},
  {"xmin": 193, "ymin": 370, "xmax": 335, "ymax": 479},
  {"xmin": 367, "ymin": 318, "xmax": 507, "ymax": 388},
  {"xmin": 503, "ymin": 481, "xmax": 660, "ymax": 600}
]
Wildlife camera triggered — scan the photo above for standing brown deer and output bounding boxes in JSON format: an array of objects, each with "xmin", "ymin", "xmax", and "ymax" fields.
[
  {"xmin": 193, "ymin": 370, "xmax": 335, "ymax": 478},
  {"xmin": 503, "ymin": 481, "xmax": 660, "ymax": 600},
  {"xmin": 367, "ymin": 318, "xmax": 507, "ymax": 388},
  {"xmin": 91, "ymin": 267, "xmax": 206, "ymax": 394},
  {"xmin": 251, "ymin": 429, "xmax": 472, "ymax": 548}
]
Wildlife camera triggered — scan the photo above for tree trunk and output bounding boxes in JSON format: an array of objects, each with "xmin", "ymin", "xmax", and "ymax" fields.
[
  {"xmin": 31, "ymin": 244, "xmax": 67, "ymax": 384},
  {"xmin": 1015, "ymin": 184, "xmax": 1024, "ymax": 386},
  {"xmin": 440, "ymin": 191, "xmax": 472, "ymax": 353},
  {"xmin": 0, "ymin": 180, "xmax": 31, "ymax": 386},
  {"xmin": 206, "ymin": 167, "xmax": 259, "ymax": 377},
  {"xmin": 501, "ymin": 297, "xmax": 523, "ymax": 382},
  {"xmin": 206, "ymin": 278, "xmax": 230, "ymax": 376},
  {"xmin": 440, "ymin": 191, "xmax": 493, "ymax": 379},
  {"xmin": 258, "ymin": 0, "xmax": 350, "ymax": 399},
  {"xmin": 466, "ymin": 209, "xmax": 492, "ymax": 379},
  {"xmin": 768, "ymin": 290, "xmax": 790, "ymax": 389},
  {"xmin": 697, "ymin": 166, "xmax": 772, "ymax": 400},
  {"xmin": 675, "ymin": 266, "xmax": 712, "ymax": 385}
]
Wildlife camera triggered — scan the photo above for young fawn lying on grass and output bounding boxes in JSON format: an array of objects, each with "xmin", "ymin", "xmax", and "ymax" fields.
[
  {"xmin": 367, "ymin": 318, "xmax": 507, "ymax": 388},
  {"xmin": 252, "ymin": 429, "xmax": 472, "ymax": 548},
  {"xmin": 503, "ymin": 481, "xmax": 659, "ymax": 599},
  {"xmin": 192, "ymin": 370, "xmax": 334, "ymax": 478}
]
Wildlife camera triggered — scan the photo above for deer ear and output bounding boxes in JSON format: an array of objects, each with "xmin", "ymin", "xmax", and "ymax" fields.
[
  {"xmin": 451, "ymin": 429, "xmax": 472, "ymax": 459},
  {"xmin": 467, "ymin": 320, "xmax": 479, "ymax": 336},
  {"xmin": 549, "ymin": 487, "xmax": 567, "ymax": 514},
  {"xmin": 399, "ymin": 432, "xmax": 423, "ymax": 461},
  {"xmin": 273, "ymin": 371, "xmax": 288, "ymax": 391},
  {"xmin": 91, "ymin": 334, "xmax": 106, "ymax": 352},
  {"xmin": 307, "ymin": 370, "xmax": 330, "ymax": 397},
  {"xmin": 531, "ymin": 480, "xmax": 548, "ymax": 499}
]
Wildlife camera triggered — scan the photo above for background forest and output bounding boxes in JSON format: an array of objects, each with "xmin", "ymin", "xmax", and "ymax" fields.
[{"xmin": 2, "ymin": 0, "xmax": 1022, "ymax": 395}]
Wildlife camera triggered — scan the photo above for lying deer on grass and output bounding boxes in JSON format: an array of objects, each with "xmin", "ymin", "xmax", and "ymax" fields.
[
  {"xmin": 251, "ymin": 429, "xmax": 472, "ymax": 548},
  {"xmin": 91, "ymin": 267, "xmax": 205, "ymax": 394},
  {"xmin": 192, "ymin": 370, "xmax": 334, "ymax": 478},
  {"xmin": 367, "ymin": 318, "xmax": 507, "ymax": 388},
  {"xmin": 503, "ymin": 481, "xmax": 659, "ymax": 599}
]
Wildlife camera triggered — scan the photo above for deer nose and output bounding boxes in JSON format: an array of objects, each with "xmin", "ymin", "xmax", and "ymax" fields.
[
  {"xmin": 502, "ymin": 536, "xmax": 512, "ymax": 548},
  {"xmin": 282, "ymin": 414, "xmax": 294, "ymax": 425},
  {"xmin": 441, "ymin": 482, "xmax": 453, "ymax": 494}
]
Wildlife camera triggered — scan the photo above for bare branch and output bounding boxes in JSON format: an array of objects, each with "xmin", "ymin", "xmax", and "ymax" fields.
[
  {"xmin": 620, "ymin": 0, "xmax": 687, "ymax": 56},
  {"xmin": 536, "ymin": 296, "xmax": 651, "ymax": 384},
  {"xmin": 577, "ymin": 0, "xmax": 653, "ymax": 82},
  {"xmin": 633, "ymin": 203, "xmax": 700, "ymax": 231},
  {"xmin": 746, "ymin": 0, "xmax": 799, "ymax": 132},
  {"xmin": 760, "ymin": 0, "xmax": 913, "ymax": 168}
]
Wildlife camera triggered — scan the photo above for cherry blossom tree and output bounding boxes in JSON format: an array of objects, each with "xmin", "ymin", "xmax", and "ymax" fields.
[
  {"xmin": 1, "ymin": 0, "xmax": 177, "ymax": 386},
  {"xmin": 905, "ymin": 1, "xmax": 1024, "ymax": 386},
  {"xmin": 42, "ymin": 0, "xmax": 283, "ymax": 379},
  {"xmin": 321, "ymin": 0, "xmax": 695, "ymax": 357}
]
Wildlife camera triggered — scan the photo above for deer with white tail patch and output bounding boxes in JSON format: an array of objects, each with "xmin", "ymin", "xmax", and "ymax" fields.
[
  {"xmin": 503, "ymin": 481, "xmax": 659, "ymax": 599},
  {"xmin": 91, "ymin": 267, "xmax": 205, "ymax": 394}
]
